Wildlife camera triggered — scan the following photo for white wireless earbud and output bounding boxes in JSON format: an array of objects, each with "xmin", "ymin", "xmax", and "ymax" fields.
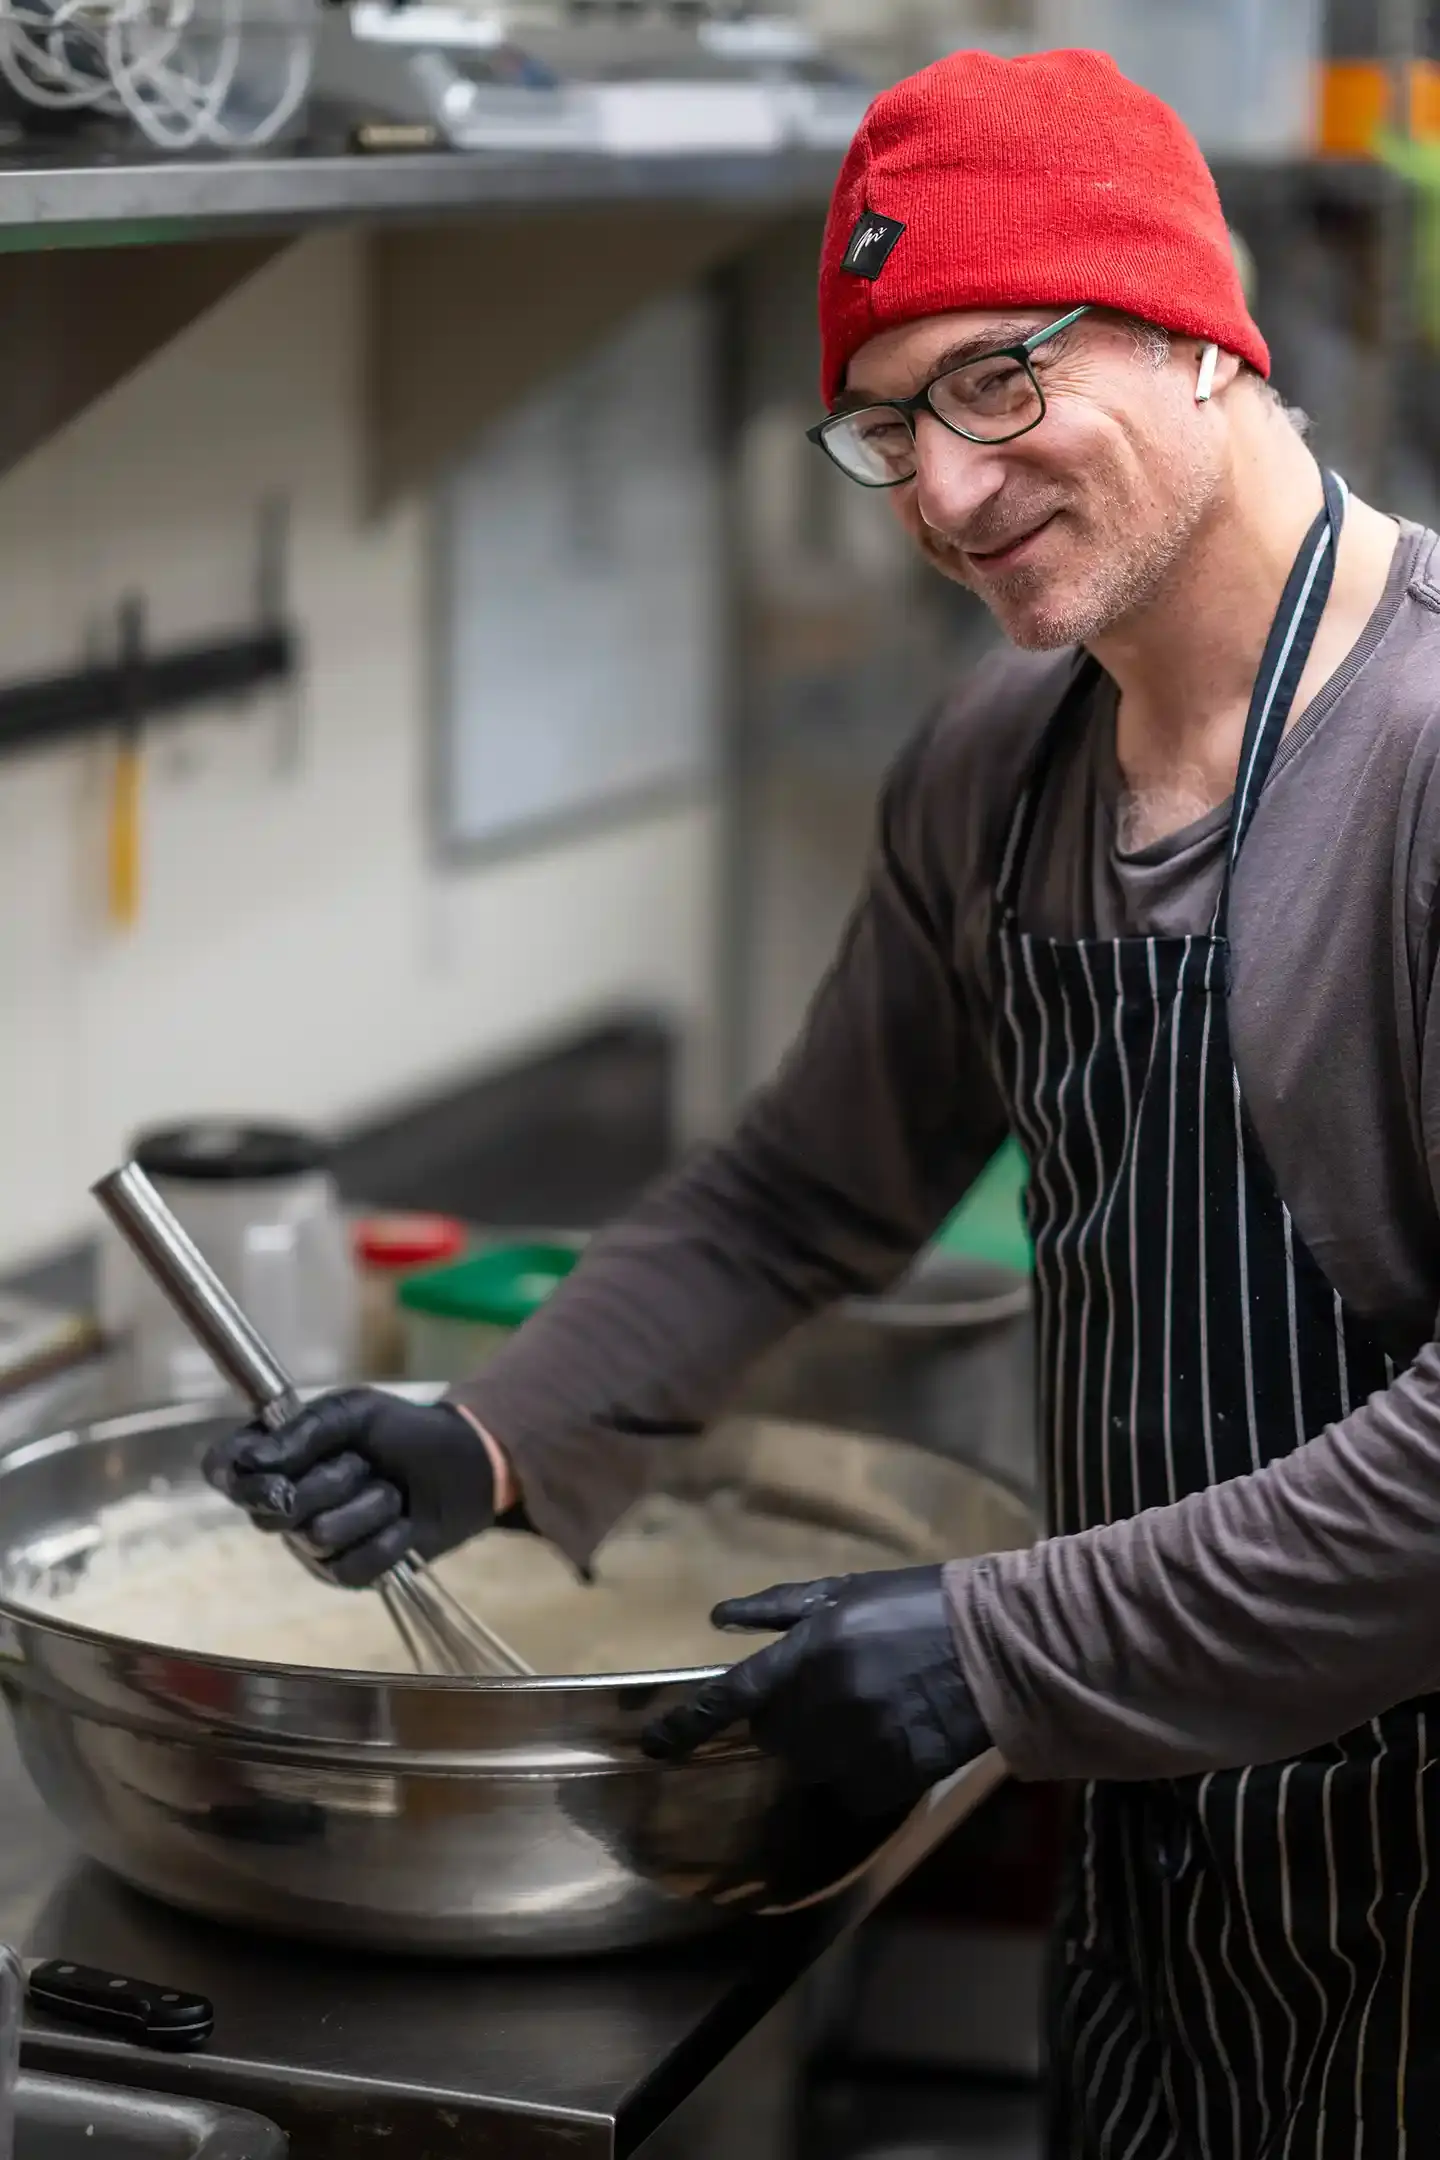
[{"xmin": 1195, "ymin": 343, "xmax": 1220, "ymax": 403}]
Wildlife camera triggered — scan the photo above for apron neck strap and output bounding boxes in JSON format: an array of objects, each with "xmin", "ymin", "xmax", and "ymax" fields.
[
  {"xmin": 1217, "ymin": 468, "xmax": 1347, "ymax": 926},
  {"xmin": 994, "ymin": 469, "xmax": 1348, "ymax": 928},
  {"xmin": 994, "ymin": 653, "xmax": 1102, "ymax": 913}
]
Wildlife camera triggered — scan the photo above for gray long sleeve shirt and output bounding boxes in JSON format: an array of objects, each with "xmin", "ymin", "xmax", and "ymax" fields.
[{"xmin": 454, "ymin": 518, "xmax": 1440, "ymax": 1786}]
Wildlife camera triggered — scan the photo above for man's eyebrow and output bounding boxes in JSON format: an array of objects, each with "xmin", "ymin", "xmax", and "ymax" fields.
[{"xmin": 834, "ymin": 319, "xmax": 1054, "ymax": 413}]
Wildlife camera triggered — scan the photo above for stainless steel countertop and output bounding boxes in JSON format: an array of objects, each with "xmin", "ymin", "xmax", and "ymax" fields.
[
  {"xmin": 0, "ymin": 136, "xmax": 841, "ymax": 247},
  {"xmin": 2, "ymin": 1785, "xmax": 842, "ymax": 2158}
]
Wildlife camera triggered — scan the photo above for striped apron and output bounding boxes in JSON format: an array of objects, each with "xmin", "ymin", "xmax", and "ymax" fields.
[{"xmin": 992, "ymin": 470, "xmax": 1440, "ymax": 2158}]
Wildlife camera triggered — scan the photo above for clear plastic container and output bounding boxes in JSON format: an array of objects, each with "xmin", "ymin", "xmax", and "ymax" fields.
[
  {"xmin": 1037, "ymin": 0, "xmax": 1322, "ymax": 159},
  {"xmin": 353, "ymin": 1214, "xmax": 468, "ymax": 1380},
  {"xmin": 0, "ymin": 1942, "xmax": 20, "ymax": 2160},
  {"xmin": 805, "ymin": 0, "xmax": 1319, "ymax": 152}
]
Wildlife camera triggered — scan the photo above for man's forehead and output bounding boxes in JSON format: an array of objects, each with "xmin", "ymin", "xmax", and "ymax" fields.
[{"xmin": 840, "ymin": 307, "xmax": 1060, "ymax": 403}]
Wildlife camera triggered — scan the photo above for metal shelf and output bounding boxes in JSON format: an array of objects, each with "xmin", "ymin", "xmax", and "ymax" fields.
[
  {"xmin": 0, "ymin": 111, "xmax": 1390, "ymax": 252},
  {"xmin": 0, "ymin": 130, "xmax": 843, "ymax": 247}
]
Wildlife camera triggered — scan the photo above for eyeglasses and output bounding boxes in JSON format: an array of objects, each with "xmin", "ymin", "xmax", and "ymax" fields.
[{"xmin": 808, "ymin": 305, "xmax": 1091, "ymax": 489}]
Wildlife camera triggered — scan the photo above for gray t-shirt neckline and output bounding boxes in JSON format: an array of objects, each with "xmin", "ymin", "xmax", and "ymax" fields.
[{"xmin": 1092, "ymin": 518, "xmax": 1421, "ymax": 876}]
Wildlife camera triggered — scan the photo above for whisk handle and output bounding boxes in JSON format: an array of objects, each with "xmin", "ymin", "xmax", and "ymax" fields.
[
  {"xmin": 91, "ymin": 1162, "xmax": 303, "ymax": 1425},
  {"xmin": 91, "ymin": 1165, "xmax": 526, "ymax": 1671}
]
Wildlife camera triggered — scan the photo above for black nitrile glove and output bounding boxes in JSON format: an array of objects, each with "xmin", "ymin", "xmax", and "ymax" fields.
[
  {"xmin": 202, "ymin": 1388, "xmax": 497, "ymax": 1588},
  {"xmin": 641, "ymin": 1565, "xmax": 991, "ymax": 1818}
]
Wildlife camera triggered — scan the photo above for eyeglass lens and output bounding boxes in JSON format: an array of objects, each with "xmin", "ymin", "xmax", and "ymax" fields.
[{"xmin": 824, "ymin": 350, "xmax": 1043, "ymax": 484}]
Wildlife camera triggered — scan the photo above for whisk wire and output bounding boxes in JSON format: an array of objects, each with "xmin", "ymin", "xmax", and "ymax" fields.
[{"xmin": 384, "ymin": 1556, "xmax": 532, "ymax": 1677}]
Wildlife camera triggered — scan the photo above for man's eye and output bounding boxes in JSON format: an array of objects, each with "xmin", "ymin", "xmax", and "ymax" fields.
[{"xmin": 971, "ymin": 363, "xmax": 1025, "ymax": 398}]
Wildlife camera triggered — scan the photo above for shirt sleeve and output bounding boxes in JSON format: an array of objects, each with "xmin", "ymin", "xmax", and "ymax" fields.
[
  {"xmin": 945, "ymin": 1329, "xmax": 1440, "ymax": 1783},
  {"xmin": 450, "ymin": 718, "xmax": 1009, "ymax": 1570}
]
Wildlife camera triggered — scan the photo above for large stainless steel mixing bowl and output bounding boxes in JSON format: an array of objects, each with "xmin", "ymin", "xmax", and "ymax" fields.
[{"xmin": 0, "ymin": 1396, "xmax": 1034, "ymax": 1957}]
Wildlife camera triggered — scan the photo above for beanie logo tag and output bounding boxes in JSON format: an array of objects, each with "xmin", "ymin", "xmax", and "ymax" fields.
[{"xmin": 841, "ymin": 210, "xmax": 906, "ymax": 281}]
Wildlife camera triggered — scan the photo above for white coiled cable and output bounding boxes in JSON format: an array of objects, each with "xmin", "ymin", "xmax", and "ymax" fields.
[{"xmin": 0, "ymin": 0, "xmax": 315, "ymax": 150}]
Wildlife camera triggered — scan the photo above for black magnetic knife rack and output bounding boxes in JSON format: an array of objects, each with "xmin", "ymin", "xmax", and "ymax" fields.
[{"xmin": 0, "ymin": 500, "xmax": 299, "ymax": 762}]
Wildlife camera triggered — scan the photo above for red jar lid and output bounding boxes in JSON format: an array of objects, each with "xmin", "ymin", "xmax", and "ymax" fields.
[{"xmin": 353, "ymin": 1214, "xmax": 468, "ymax": 1271}]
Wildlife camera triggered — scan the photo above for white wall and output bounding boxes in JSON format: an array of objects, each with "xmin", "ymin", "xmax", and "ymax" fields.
[{"xmin": 0, "ymin": 231, "xmax": 718, "ymax": 1270}]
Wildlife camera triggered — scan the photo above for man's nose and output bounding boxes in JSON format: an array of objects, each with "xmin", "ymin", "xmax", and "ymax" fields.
[{"xmin": 910, "ymin": 416, "xmax": 1008, "ymax": 534}]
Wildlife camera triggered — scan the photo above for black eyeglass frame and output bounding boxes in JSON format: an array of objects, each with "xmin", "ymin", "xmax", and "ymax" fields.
[{"xmin": 807, "ymin": 304, "xmax": 1093, "ymax": 488}]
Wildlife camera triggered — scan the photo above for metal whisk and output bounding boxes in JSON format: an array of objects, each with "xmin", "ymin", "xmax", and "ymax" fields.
[{"xmin": 92, "ymin": 1162, "xmax": 533, "ymax": 1680}]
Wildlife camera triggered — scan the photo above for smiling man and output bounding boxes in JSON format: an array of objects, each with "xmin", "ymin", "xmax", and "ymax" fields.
[{"xmin": 208, "ymin": 48, "xmax": 1440, "ymax": 2156}]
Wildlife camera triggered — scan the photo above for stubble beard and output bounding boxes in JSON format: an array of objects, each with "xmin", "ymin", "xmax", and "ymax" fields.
[{"xmin": 921, "ymin": 459, "xmax": 1225, "ymax": 653}]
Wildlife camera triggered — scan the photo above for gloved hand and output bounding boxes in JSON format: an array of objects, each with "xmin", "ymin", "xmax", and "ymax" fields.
[
  {"xmin": 202, "ymin": 1389, "xmax": 498, "ymax": 1589},
  {"xmin": 641, "ymin": 1565, "xmax": 991, "ymax": 1818}
]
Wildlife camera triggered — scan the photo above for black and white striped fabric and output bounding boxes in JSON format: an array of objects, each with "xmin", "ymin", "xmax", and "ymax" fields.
[{"xmin": 993, "ymin": 471, "xmax": 1440, "ymax": 2157}]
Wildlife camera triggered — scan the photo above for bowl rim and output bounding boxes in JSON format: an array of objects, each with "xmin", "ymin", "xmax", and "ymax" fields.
[
  {"xmin": 0, "ymin": 1400, "xmax": 1007, "ymax": 1711},
  {"xmin": 0, "ymin": 1401, "xmax": 740, "ymax": 1696}
]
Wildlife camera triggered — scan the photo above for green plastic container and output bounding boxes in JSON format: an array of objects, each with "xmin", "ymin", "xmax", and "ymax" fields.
[
  {"xmin": 936, "ymin": 1137, "xmax": 1032, "ymax": 1279},
  {"xmin": 398, "ymin": 1242, "xmax": 580, "ymax": 1381}
]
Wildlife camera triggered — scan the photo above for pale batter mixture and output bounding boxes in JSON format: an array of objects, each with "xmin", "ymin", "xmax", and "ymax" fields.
[{"xmin": 17, "ymin": 1485, "xmax": 912, "ymax": 1677}]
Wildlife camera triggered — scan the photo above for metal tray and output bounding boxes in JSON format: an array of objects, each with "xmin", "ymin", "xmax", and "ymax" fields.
[{"xmin": 16, "ymin": 2070, "xmax": 285, "ymax": 2157}]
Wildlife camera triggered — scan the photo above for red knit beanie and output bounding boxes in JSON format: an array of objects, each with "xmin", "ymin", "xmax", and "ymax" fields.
[{"xmin": 819, "ymin": 47, "xmax": 1268, "ymax": 405}]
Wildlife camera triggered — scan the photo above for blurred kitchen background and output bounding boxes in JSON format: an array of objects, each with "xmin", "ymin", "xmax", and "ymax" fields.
[{"xmin": 0, "ymin": 2, "xmax": 1434, "ymax": 2156}]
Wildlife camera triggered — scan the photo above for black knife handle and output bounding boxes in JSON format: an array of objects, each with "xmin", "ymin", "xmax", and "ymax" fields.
[{"xmin": 27, "ymin": 1961, "xmax": 214, "ymax": 2051}]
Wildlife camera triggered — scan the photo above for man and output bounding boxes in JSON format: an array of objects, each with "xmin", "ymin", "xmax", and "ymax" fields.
[{"xmin": 207, "ymin": 46, "xmax": 1440, "ymax": 2156}]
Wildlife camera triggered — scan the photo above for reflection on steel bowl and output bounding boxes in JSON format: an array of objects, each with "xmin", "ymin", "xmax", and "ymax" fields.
[{"xmin": 0, "ymin": 1395, "xmax": 1034, "ymax": 1958}]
